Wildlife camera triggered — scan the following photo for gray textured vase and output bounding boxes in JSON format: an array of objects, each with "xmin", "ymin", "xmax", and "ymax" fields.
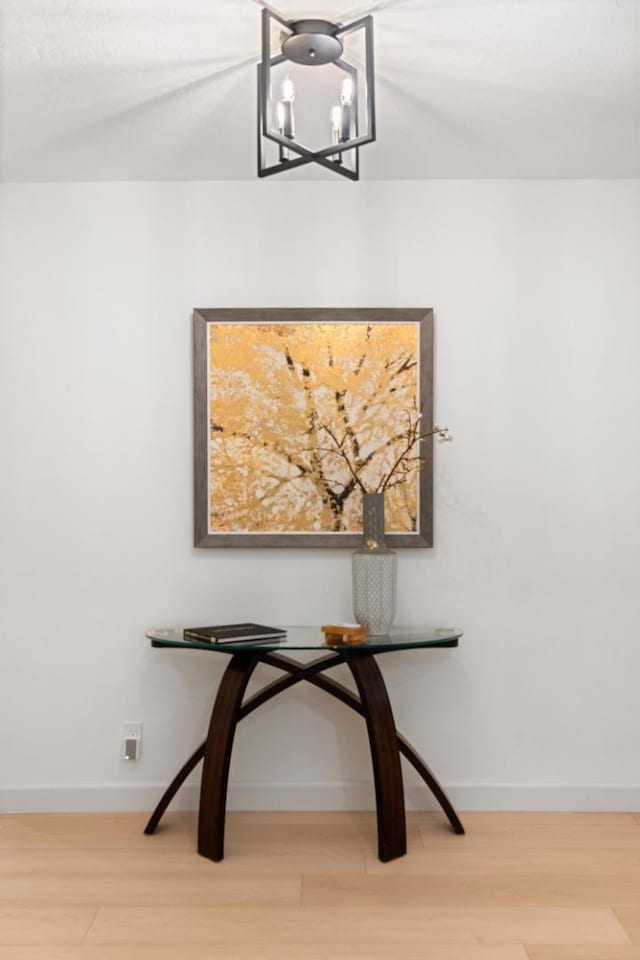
[{"xmin": 352, "ymin": 493, "xmax": 397, "ymax": 636}]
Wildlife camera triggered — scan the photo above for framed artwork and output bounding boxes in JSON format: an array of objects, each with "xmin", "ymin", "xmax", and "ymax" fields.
[{"xmin": 193, "ymin": 308, "xmax": 434, "ymax": 547}]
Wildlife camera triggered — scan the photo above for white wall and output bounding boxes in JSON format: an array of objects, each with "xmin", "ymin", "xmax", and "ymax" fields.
[{"xmin": 1, "ymin": 179, "xmax": 640, "ymax": 813}]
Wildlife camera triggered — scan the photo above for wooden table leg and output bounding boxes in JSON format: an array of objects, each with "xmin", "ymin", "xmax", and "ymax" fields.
[
  {"xmin": 197, "ymin": 652, "xmax": 260, "ymax": 862},
  {"xmin": 343, "ymin": 653, "xmax": 407, "ymax": 862},
  {"xmin": 263, "ymin": 652, "xmax": 464, "ymax": 837},
  {"xmin": 144, "ymin": 741, "xmax": 205, "ymax": 835}
]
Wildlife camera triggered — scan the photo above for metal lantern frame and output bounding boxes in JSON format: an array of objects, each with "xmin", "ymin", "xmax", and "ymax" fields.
[{"xmin": 258, "ymin": 8, "xmax": 375, "ymax": 181}]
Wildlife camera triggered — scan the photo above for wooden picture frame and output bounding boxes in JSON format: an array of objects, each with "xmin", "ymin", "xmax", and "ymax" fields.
[{"xmin": 193, "ymin": 308, "xmax": 434, "ymax": 548}]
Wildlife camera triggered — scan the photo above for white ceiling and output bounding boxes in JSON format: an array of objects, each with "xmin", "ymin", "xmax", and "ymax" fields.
[{"xmin": 1, "ymin": 0, "xmax": 639, "ymax": 181}]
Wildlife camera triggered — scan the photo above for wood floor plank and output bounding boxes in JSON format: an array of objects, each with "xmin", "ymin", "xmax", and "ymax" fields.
[
  {"xmin": 0, "ymin": 945, "xmax": 530, "ymax": 960},
  {"xmin": 0, "ymin": 814, "xmax": 191, "ymax": 851},
  {"xmin": 0, "ymin": 845, "xmax": 366, "ymax": 877},
  {"xmin": 84, "ymin": 905, "xmax": 629, "ymax": 946},
  {"xmin": 0, "ymin": 852, "xmax": 210, "ymax": 875},
  {"xmin": 461, "ymin": 813, "xmax": 639, "ymax": 827},
  {"xmin": 0, "ymin": 906, "xmax": 96, "ymax": 945},
  {"xmin": 3, "ymin": 814, "xmax": 157, "ymax": 839},
  {"xmin": 226, "ymin": 810, "xmax": 406, "ymax": 843},
  {"xmin": 420, "ymin": 822, "xmax": 640, "ymax": 849},
  {"xmin": 0, "ymin": 818, "xmax": 42, "ymax": 844},
  {"xmin": 190, "ymin": 845, "xmax": 367, "ymax": 875},
  {"xmin": 366, "ymin": 846, "xmax": 640, "ymax": 876},
  {"xmin": 0, "ymin": 870, "xmax": 301, "ymax": 907},
  {"xmin": 228, "ymin": 810, "xmax": 380, "ymax": 827},
  {"xmin": 612, "ymin": 909, "xmax": 640, "ymax": 945},
  {"xmin": 302, "ymin": 871, "xmax": 640, "ymax": 907},
  {"xmin": 526, "ymin": 947, "xmax": 640, "ymax": 959}
]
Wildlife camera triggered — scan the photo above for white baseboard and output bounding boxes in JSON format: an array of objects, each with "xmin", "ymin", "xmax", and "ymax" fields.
[{"xmin": 2, "ymin": 781, "xmax": 640, "ymax": 814}]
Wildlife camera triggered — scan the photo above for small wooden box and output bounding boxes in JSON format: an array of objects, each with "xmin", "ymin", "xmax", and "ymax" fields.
[{"xmin": 321, "ymin": 624, "xmax": 368, "ymax": 646}]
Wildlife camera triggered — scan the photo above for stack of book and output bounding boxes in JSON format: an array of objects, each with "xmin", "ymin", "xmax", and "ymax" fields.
[{"xmin": 182, "ymin": 622, "xmax": 286, "ymax": 644}]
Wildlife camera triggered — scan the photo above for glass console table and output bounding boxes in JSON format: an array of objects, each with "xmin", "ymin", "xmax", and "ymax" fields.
[{"xmin": 145, "ymin": 625, "xmax": 464, "ymax": 863}]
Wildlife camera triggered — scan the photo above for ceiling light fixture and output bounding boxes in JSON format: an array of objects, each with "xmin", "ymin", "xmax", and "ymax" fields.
[{"xmin": 258, "ymin": 8, "xmax": 375, "ymax": 180}]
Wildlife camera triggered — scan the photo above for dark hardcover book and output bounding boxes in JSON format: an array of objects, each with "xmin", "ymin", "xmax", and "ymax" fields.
[{"xmin": 182, "ymin": 622, "xmax": 286, "ymax": 644}]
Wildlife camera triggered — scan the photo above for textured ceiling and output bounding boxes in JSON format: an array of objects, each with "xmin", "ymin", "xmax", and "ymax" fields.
[{"xmin": 1, "ymin": 0, "xmax": 639, "ymax": 181}]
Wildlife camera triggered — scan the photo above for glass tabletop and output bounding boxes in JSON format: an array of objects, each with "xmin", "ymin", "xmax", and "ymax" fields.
[{"xmin": 146, "ymin": 625, "xmax": 462, "ymax": 654}]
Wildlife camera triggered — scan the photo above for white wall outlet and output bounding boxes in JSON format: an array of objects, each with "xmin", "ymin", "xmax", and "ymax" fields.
[{"xmin": 122, "ymin": 721, "xmax": 142, "ymax": 760}]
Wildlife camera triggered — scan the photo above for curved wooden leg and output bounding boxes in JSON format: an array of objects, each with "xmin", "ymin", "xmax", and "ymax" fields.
[
  {"xmin": 396, "ymin": 732, "xmax": 465, "ymax": 834},
  {"xmin": 144, "ymin": 741, "xmax": 206, "ymax": 835},
  {"xmin": 198, "ymin": 653, "xmax": 260, "ymax": 862},
  {"xmin": 295, "ymin": 667, "xmax": 465, "ymax": 836},
  {"xmin": 343, "ymin": 653, "xmax": 406, "ymax": 862},
  {"xmin": 144, "ymin": 653, "xmax": 342, "ymax": 836},
  {"xmin": 262, "ymin": 652, "xmax": 465, "ymax": 836}
]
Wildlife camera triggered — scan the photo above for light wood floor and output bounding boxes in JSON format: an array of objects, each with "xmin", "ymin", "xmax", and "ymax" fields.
[{"xmin": 1, "ymin": 810, "xmax": 640, "ymax": 959}]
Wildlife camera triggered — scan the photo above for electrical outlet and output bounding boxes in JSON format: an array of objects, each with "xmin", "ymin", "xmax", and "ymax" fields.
[
  {"xmin": 123, "ymin": 722, "xmax": 142, "ymax": 741},
  {"xmin": 122, "ymin": 721, "xmax": 142, "ymax": 760}
]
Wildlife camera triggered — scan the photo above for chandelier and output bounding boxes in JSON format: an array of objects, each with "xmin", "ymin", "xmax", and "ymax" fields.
[{"xmin": 258, "ymin": 8, "xmax": 375, "ymax": 180}]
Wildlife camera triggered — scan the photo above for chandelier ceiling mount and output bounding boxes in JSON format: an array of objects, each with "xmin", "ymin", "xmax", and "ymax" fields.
[{"xmin": 281, "ymin": 20, "xmax": 344, "ymax": 66}]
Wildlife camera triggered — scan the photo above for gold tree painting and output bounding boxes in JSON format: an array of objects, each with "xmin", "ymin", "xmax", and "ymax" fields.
[{"xmin": 193, "ymin": 310, "xmax": 433, "ymax": 548}]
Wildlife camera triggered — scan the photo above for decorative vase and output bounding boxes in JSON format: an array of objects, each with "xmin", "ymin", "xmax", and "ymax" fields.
[{"xmin": 352, "ymin": 492, "xmax": 397, "ymax": 636}]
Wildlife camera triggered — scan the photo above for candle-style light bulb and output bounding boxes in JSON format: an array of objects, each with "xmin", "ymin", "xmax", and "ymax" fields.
[
  {"xmin": 338, "ymin": 75, "xmax": 353, "ymax": 143},
  {"xmin": 278, "ymin": 75, "xmax": 295, "ymax": 140},
  {"xmin": 331, "ymin": 104, "xmax": 342, "ymax": 140},
  {"xmin": 341, "ymin": 75, "xmax": 354, "ymax": 106},
  {"xmin": 331, "ymin": 104, "xmax": 343, "ymax": 164},
  {"xmin": 282, "ymin": 75, "xmax": 296, "ymax": 104},
  {"xmin": 276, "ymin": 100, "xmax": 289, "ymax": 162}
]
